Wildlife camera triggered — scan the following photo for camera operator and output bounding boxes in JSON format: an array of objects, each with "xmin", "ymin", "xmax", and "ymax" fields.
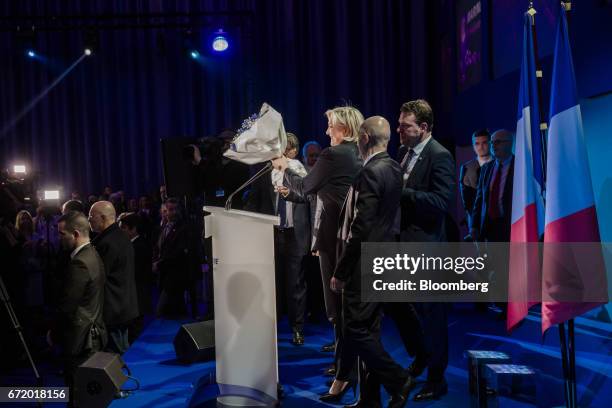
[{"xmin": 187, "ymin": 130, "xmax": 250, "ymax": 209}]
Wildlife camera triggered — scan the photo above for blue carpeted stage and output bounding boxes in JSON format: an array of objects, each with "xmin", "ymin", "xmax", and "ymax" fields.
[{"xmin": 110, "ymin": 305, "xmax": 612, "ymax": 408}]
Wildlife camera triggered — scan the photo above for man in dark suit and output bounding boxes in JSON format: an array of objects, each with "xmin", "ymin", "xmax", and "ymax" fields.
[
  {"xmin": 392, "ymin": 99, "xmax": 455, "ymax": 401},
  {"xmin": 52, "ymin": 211, "xmax": 106, "ymax": 400},
  {"xmin": 153, "ymin": 198, "xmax": 192, "ymax": 318},
  {"xmin": 331, "ymin": 116, "xmax": 411, "ymax": 408},
  {"xmin": 119, "ymin": 213, "xmax": 153, "ymax": 342},
  {"xmin": 471, "ymin": 129, "xmax": 515, "ymax": 243},
  {"xmin": 89, "ymin": 201, "xmax": 138, "ymax": 354},
  {"xmin": 459, "ymin": 129, "xmax": 492, "ymax": 237}
]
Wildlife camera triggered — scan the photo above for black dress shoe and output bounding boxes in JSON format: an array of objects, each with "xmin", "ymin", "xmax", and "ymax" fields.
[
  {"xmin": 319, "ymin": 380, "xmax": 356, "ymax": 403},
  {"xmin": 292, "ymin": 329, "xmax": 304, "ymax": 346},
  {"xmin": 413, "ymin": 380, "xmax": 448, "ymax": 401},
  {"xmin": 323, "ymin": 365, "xmax": 337, "ymax": 377},
  {"xmin": 321, "ymin": 342, "xmax": 335, "ymax": 353},
  {"xmin": 388, "ymin": 375, "xmax": 417, "ymax": 408}
]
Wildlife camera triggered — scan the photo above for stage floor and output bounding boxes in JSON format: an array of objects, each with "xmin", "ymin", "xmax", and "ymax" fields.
[{"xmin": 109, "ymin": 305, "xmax": 612, "ymax": 408}]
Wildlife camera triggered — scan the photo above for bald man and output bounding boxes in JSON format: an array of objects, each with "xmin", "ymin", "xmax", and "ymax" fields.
[
  {"xmin": 90, "ymin": 201, "xmax": 139, "ymax": 354},
  {"xmin": 471, "ymin": 129, "xmax": 515, "ymax": 242},
  {"xmin": 330, "ymin": 116, "xmax": 412, "ymax": 408}
]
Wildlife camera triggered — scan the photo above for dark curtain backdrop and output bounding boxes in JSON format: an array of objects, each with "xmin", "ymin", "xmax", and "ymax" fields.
[{"xmin": 0, "ymin": 0, "xmax": 429, "ymax": 198}]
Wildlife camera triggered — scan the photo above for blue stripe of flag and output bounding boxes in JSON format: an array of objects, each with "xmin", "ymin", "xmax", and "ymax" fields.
[
  {"xmin": 549, "ymin": 4, "xmax": 579, "ymax": 118},
  {"xmin": 518, "ymin": 12, "xmax": 545, "ymax": 194}
]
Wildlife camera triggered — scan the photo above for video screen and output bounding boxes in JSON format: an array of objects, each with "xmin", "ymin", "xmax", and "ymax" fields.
[{"xmin": 457, "ymin": 0, "xmax": 483, "ymax": 91}]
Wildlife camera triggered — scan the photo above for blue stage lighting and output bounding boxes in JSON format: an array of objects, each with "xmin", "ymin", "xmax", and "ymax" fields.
[
  {"xmin": 190, "ymin": 50, "xmax": 200, "ymax": 59},
  {"xmin": 212, "ymin": 31, "xmax": 229, "ymax": 52},
  {"xmin": 26, "ymin": 49, "xmax": 36, "ymax": 58}
]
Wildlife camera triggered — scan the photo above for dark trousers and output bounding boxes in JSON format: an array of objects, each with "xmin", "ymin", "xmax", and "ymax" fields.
[
  {"xmin": 341, "ymin": 288, "xmax": 406, "ymax": 393},
  {"xmin": 319, "ymin": 248, "xmax": 353, "ymax": 379},
  {"xmin": 157, "ymin": 285, "xmax": 187, "ymax": 318},
  {"xmin": 275, "ymin": 228, "xmax": 307, "ymax": 330},
  {"xmin": 387, "ymin": 302, "xmax": 448, "ymax": 382},
  {"xmin": 318, "ymin": 249, "xmax": 340, "ymax": 322},
  {"xmin": 482, "ymin": 217, "xmax": 511, "ymax": 242}
]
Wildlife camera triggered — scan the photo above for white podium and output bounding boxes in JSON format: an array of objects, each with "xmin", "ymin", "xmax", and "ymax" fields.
[{"xmin": 204, "ymin": 206, "xmax": 279, "ymax": 407}]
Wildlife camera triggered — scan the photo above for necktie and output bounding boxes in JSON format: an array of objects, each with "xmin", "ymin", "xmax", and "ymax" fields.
[
  {"xmin": 278, "ymin": 197, "xmax": 287, "ymax": 228},
  {"xmin": 488, "ymin": 162, "xmax": 503, "ymax": 219},
  {"xmin": 400, "ymin": 148, "xmax": 415, "ymax": 174},
  {"xmin": 162, "ymin": 222, "xmax": 173, "ymax": 243}
]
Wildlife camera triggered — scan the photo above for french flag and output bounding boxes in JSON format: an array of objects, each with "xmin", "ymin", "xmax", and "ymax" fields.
[
  {"xmin": 541, "ymin": 3, "xmax": 608, "ymax": 333},
  {"xmin": 507, "ymin": 10, "xmax": 546, "ymax": 331}
]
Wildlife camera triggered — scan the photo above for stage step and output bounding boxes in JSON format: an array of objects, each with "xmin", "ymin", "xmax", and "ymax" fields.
[
  {"xmin": 483, "ymin": 364, "xmax": 540, "ymax": 407},
  {"xmin": 466, "ymin": 350, "xmax": 512, "ymax": 399}
]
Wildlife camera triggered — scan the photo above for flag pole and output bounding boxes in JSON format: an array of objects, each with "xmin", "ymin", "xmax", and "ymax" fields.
[
  {"xmin": 568, "ymin": 319, "xmax": 577, "ymax": 407},
  {"xmin": 558, "ymin": 322, "xmax": 572, "ymax": 408},
  {"xmin": 556, "ymin": 3, "xmax": 577, "ymax": 407},
  {"xmin": 527, "ymin": 1, "xmax": 548, "ymax": 200},
  {"xmin": 564, "ymin": 3, "xmax": 577, "ymax": 406}
]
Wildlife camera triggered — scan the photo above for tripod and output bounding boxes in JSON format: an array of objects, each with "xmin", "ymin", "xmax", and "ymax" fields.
[{"xmin": 0, "ymin": 274, "xmax": 43, "ymax": 386}]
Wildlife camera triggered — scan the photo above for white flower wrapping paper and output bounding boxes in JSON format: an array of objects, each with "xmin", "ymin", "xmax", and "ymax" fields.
[{"xmin": 223, "ymin": 103, "xmax": 288, "ymax": 165}]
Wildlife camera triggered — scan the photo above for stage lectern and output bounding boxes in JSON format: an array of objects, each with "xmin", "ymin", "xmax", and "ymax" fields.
[{"xmin": 204, "ymin": 206, "xmax": 279, "ymax": 407}]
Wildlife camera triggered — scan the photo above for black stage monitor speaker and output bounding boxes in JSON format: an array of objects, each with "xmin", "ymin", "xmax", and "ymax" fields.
[
  {"xmin": 173, "ymin": 320, "xmax": 215, "ymax": 363},
  {"xmin": 74, "ymin": 352, "xmax": 128, "ymax": 408}
]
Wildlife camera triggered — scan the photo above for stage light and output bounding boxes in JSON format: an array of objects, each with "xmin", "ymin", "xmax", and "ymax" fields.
[
  {"xmin": 44, "ymin": 190, "xmax": 60, "ymax": 200},
  {"xmin": 13, "ymin": 164, "xmax": 27, "ymax": 174},
  {"xmin": 212, "ymin": 30, "xmax": 229, "ymax": 52},
  {"xmin": 190, "ymin": 50, "xmax": 200, "ymax": 59},
  {"xmin": 26, "ymin": 49, "xmax": 36, "ymax": 58},
  {"xmin": 83, "ymin": 30, "xmax": 99, "ymax": 56}
]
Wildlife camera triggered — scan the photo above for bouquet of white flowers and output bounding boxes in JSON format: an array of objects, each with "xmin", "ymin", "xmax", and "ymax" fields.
[{"xmin": 223, "ymin": 103, "xmax": 287, "ymax": 165}]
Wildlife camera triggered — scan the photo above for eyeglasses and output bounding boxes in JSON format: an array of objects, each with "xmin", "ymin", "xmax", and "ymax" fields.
[{"xmin": 491, "ymin": 140, "xmax": 511, "ymax": 145}]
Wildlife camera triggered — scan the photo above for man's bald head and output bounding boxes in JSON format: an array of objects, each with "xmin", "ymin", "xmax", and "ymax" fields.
[
  {"xmin": 89, "ymin": 200, "xmax": 116, "ymax": 233},
  {"xmin": 361, "ymin": 116, "xmax": 391, "ymax": 145},
  {"xmin": 357, "ymin": 116, "xmax": 391, "ymax": 159}
]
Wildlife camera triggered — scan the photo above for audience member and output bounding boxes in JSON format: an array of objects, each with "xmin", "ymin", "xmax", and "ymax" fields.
[
  {"xmin": 472, "ymin": 129, "xmax": 515, "ymax": 243},
  {"xmin": 119, "ymin": 212, "xmax": 153, "ymax": 342},
  {"xmin": 459, "ymin": 129, "xmax": 492, "ymax": 239},
  {"xmin": 50, "ymin": 211, "xmax": 106, "ymax": 404},
  {"xmin": 89, "ymin": 201, "xmax": 139, "ymax": 354},
  {"xmin": 61, "ymin": 199, "xmax": 86, "ymax": 215},
  {"xmin": 154, "ymin": 198, "xmax": 191, "ymax": 318},
  {"xmin": 301, "ymin": 141, "xmax": 322, "ymax": 173}
]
